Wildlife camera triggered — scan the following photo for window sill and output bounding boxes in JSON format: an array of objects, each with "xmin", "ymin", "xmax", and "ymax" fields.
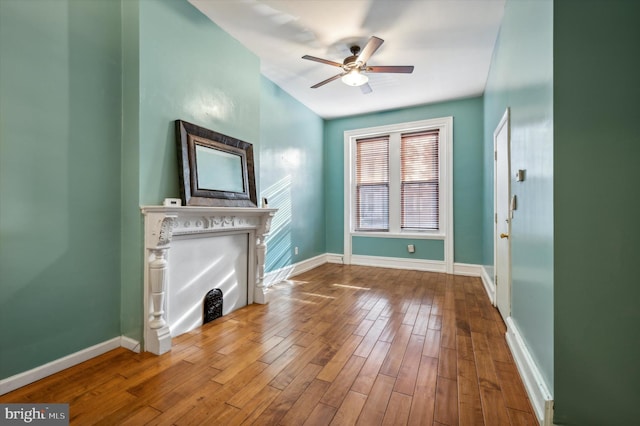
[{"xmin": 351, "ymin": 231, "xmax": 445, "ymax": 240}]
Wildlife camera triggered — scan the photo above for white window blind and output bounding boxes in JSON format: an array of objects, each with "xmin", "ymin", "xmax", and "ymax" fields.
[
  {"xmin": 355, "ymin": 136, "xmax": 389, "ymax": 231},
  {"xmin": 401, "ymin": 130, "xmax": 439, "ymax": 230}
]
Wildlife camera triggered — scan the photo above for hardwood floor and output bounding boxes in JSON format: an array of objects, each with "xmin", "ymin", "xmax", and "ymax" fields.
[{"xmin": 0, "ymin": 264, "xmax": 537, "ymax": 425}]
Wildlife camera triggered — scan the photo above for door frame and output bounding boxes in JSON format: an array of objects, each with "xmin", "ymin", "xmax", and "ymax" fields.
[{"xmin": 494, "ymin": 107, "xmax": 511, "ymax": 318}]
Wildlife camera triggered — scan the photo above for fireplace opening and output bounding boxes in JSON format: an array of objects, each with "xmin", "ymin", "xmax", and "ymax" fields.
[{"xmin": 204, "ymin": 288, "xmax": 224, "ymax": 324}]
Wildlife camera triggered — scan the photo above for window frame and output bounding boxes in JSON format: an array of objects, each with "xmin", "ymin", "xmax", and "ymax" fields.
[{"xmin": 343, "ymin": 117, "xmax": 454, "ymax": 272}]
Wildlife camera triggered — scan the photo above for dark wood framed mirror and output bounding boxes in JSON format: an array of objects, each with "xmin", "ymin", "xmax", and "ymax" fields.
[{"xmin": 175, "ymin": 120, "xmax": 257, "ymax": 207}]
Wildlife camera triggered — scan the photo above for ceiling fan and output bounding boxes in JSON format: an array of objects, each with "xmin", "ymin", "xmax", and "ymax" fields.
[{"xmin": 302, "ymin": 36, "xmax": 414, "ymax": 94}]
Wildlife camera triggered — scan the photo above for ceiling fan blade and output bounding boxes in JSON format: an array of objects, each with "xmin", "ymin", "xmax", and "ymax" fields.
[
  {"xmin": 360, "ymin": 83, "xmax": 373, "ymax": 95},
  {"xmin": 311, "ymin": 72, "xmax": 346, "ymax": 88},
  {"xmin": 302, "ymin": 55, "xmax": 343, "ymax": 68},
  {"xmin": 366, "ymin": 65, "xmax": 414, "ymax": 74},
  {"xmin": 356, "ymin": 36, "xmax": 384, "ymax": 64}
]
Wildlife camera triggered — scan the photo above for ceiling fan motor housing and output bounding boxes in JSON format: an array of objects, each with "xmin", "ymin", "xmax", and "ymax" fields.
[
  {"xmin": 343, "ymin": 55, "xmax": 360, "ymax": 69},
  {"xmin": 343, "ymin": 45, "xmax": 363, "ymax": 69}
]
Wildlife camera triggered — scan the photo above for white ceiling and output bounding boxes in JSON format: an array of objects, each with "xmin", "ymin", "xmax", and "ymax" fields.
[{"xmin": 189, "ymin": 0, "xmax": 505, "ymax": 119}]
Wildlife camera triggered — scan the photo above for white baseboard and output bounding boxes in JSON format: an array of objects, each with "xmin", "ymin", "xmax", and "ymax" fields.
[
  {"xmin": 350, "ymin": 254, "xmax": 446, "ymax": 273},
  {"xmin": 265, "ymin": 254, "xmax": 488, "ymax": 288},
  {"xmin": 480, "ymin": 265, "xmax": 496, "ymax": 306},
  {"xmin": 505, "ymin": 317, "xmax": 554, "ymax": 426},
  {"xmin": 264, "ymin": 255, "xmax": 487, "ymax": 284},
  {"xmin": 0, "ymin": 336, "xmax": 140, "ymax": 395},
  {"xmin": 349, "ymin": 255, "xmax": 488, "ymax": 280},
  {"xmin": 453, "ymin": 262, "xmax": 483, "ymax": 277},
  {"xmin": 326, "ymin": 253, "xmax": 344, "ymax": 264},
  {"xmin": 264, "ymin": 253, "xmax": 329, "ymax": 287},
  {"xmin": 120, "ymin": 335, "xmax": 141, "ymax": 353}
]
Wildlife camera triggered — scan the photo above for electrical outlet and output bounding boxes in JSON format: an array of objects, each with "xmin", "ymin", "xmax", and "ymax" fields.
[
  {"xmin": 407, "ymin": 244, "xmax": 415, "ymax": 253},
  {"xmin": 294, "ymin": 246, "xmax": 299, "ymax": 255}
]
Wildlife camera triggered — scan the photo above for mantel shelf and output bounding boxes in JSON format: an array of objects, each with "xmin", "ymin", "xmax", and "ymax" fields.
[{"xmin": 141, "ymin": 205, "xmax": 278, "ymax": 215}]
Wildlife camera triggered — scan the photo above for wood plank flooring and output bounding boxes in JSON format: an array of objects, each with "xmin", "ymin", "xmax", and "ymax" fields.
[{"xmin": 0, "ymin": 264, "xmax": 537, "ymax": 425}]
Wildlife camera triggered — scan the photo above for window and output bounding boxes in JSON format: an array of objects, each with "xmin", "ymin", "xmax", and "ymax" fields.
[
  {"xmin": 345, "ymin": 117, "xmax": 452, "ymax": 238},
  {"xmin": 355, "ymin": 132, "xmax": 440, "ymax": 232},
  {"xmin": 355, "ymin": 136, "xmax": 389, "ymax": 231},
  {"xmin": 401, "ymin": 130, "xmax": 439, "ymax": 230}
]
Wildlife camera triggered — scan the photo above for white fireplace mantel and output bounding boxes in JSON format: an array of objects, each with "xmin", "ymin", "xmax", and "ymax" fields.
[{"xmin": 141, "ymin": 205, "xmax": 277, "ymax": 355}]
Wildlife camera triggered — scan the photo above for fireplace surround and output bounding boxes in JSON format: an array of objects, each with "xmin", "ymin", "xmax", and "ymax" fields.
[{"xmin": 141, "ymin": 206, "xmax": 277, "ymax": 355}]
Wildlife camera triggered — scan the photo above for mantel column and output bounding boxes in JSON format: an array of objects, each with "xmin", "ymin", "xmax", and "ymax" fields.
[
  {"xmin": 145, "ymin": 215, "xmax": 176, "ymax": 355},
  {"xmin": 254, "ymin": 211, "xmax": 276, "ymax": 304}
]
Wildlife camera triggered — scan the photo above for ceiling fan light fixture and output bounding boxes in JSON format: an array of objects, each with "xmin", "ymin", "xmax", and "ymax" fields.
[{"xmin": 341, "ymin": 69, "xmax": 368, "ymax": 87}]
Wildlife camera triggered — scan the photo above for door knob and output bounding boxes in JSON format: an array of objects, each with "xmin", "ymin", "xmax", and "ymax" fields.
[{"xmin": 500, "ymin": 233, "xmax": 509, "ymax": 239}]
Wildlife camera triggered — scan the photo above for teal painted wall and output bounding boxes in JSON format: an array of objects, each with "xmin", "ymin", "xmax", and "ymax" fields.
[
  {"xmin": 352, "ymin": 237, "xmax": 444, "ymax": 261},
  {"xmin": 324, "ymin": 97, "xmax": 484, "ymax": 265},
  {"xmin": 483, "ymin": 0, "xmax": 554, "ymax": 392},
  {"xmin": 120, "ymin": 0, "xmax": 262, "ymax": 342},
  {"xmin": 0, "ymin": 0, "xmax": 122, "ymax": 378},
  {"xmin": 260, "ymin": 77, "xmax": 325, "ymax": 272},
  {"xmin": 553, "ymin": 1, "xmax": 640, "ymax": 424},
  {"xmin": 138, "ymin": 0, "xmax": 261, "ymax": 205}
]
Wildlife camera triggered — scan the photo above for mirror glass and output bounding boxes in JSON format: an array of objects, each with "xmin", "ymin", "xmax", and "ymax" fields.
[{"xmin": 195, "ymin": 144, "xmax": 244, "ymax": 193}]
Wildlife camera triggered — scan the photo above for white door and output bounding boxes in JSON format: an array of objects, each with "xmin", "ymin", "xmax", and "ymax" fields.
[{"xmin": 494, "ymin": 108, "xmax": 511, "ymax": 320}]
